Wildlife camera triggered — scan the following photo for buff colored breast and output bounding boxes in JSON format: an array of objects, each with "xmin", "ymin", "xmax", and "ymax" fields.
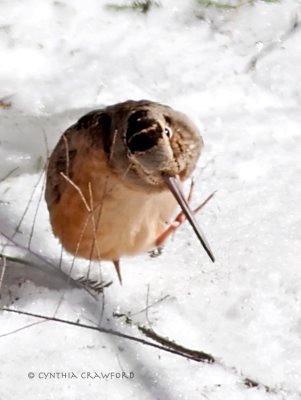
[{"xmin": 48, "ymin": 148, "xmax": 178, "ymax": 261}]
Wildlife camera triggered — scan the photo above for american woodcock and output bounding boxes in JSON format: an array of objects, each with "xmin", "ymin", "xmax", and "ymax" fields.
[{"xmin": 45, "ymin": 100, "xmax": 214, "ymax": 283}]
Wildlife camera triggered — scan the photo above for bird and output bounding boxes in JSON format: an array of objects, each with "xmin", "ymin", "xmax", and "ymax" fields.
[{"xmin": 45, "ymin": 100, "xmax": 214, "ymax": 283}]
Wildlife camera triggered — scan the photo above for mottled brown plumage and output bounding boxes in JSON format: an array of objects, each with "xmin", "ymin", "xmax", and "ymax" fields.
[{"xmin": 45, "ymin": 100, "xmax": 214, "ymax": 281}]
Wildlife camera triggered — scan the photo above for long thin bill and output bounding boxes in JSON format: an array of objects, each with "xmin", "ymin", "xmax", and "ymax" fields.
[{"xmin": 163, "ymin": 175, "xmax": 215, "ymax": 262}]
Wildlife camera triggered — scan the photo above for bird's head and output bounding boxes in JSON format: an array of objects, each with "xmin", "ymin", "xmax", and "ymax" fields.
[
  {"xmin": 122, "ymin": 103, "xmax": 203, "ymax": 188},
  {"xmin": 106, "ymin": 100, "xmax": 214, "ymax": 262}
]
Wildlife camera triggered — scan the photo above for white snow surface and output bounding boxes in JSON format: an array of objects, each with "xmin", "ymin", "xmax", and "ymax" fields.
[{"xmin": 1, "ymin": 1, "xmax": 301, "ymax": 399}]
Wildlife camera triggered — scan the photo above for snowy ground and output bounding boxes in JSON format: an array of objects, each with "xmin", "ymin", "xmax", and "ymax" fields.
[{"xmin": 1, "ymin": 0, "xmax": 301, "ymax": 399}]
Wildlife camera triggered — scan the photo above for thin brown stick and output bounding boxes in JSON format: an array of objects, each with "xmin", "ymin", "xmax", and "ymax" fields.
[
  {"xmin": 62, "ymin": 135, "xmax": 70, "ymax": 177},
  {"xmin": 86, "ymin": 174, "xmax": 109, "ymax": 278},
  {"xmin": 0, "ymin": 307, "xmax": 212, "ymax": 362},
  {"xmin": 108, "ymin": 129, "xmax": 118, "ymax": 162},
  {"xmin": 0, "ymin": 256, "xmax": 7, "ymax": 298},
  {"xmin": 155, "ymin": 191, "xmax": 216, "ymax": 247},
  {"xmin": 0, "ymin": 167, "xmax": 19, "ymax": 183},
  {"xmin": 131, "ymin": 294, "xmax": 170, "ymax": 317},
  {"xmin": 192, "ymin": 190, "xmax": 216, "ymax": 214},
  {"xmin": 187, "ymin": 177, "xmax": 195, "ymax": 203},
  {"xmin": 89, "ymin": 125, "xmax": 118, "ymax": 263},
  {"xmin": 0, "ymin": 320, "xmax": 47, "ymax": 338},
  {"xmin": 53, "ymin": 214, "xmax": 91, "ymax": 317},
  {"xmin": 49, "ymin": 173, "xmax": 107, "ymax": 317},
  {"xmin": 138, "ymin": 325, "xmax": 214, "ymax": 363},
  {"xmin": 60, "ymin": 172, "xmax": 91, "ymax": 212},
  {"xmin": 87, "ymin": 181, "xmax": 103, "ymax": 279},
  {"xmin": 42, "ymin": 128, "xmax": 50, "ymax": 160},
  {"xmin": 1, "ymin": 231, "xmax": 58, "ymax": 270},
  {"xmin": 0, "ymin": 254, "xmax": 39, "ymax": 268},
  {"xmin": 28, "ymin": 170, "xmax": 47, "ymax": 249},
  {"xmin": 145, "ymin": 285, "xmax": 152, "ymax": 327},
  {"xmin": 24, "ymin": 129, "xmax": 49, "ymax": 250},
  {"xmin": 58, "ymin": 242, "xmax": 64, "ymax": 271},
  {"xmin": 12, "ymin": 168, "xmax": 45, "ymax": 237},
  {"xmin": 0, "ymin": 306, "xmax": 283, "ymax": 393},
  {"xmin": 51, "ymin": 173, "xmax": 110, "ymax": 316},
  {"xmin": 86, "ymin": 181, "xmax": 106, "ymax": 322},
  {"xmin": 246, "ymin": 15, "xmax": 301, "ymax": 72},
  {"xmin": 0, "ymin": 234, "xmax": 96, "ymax": 299}
]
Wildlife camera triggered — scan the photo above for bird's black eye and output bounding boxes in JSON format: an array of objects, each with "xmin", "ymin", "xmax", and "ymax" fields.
[
  {"xmin": 164, "ymin": 127, "xmax": 172, "ymax": 138},
  {"xmin": 126, "ymin": 112, "xmax": 163, "ymax": 153}
]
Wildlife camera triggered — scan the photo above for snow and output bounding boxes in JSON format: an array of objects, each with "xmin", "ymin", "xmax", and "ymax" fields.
[{"xmin": 1, "ymin": 0, "xmax": 301, "ymax": 399}]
